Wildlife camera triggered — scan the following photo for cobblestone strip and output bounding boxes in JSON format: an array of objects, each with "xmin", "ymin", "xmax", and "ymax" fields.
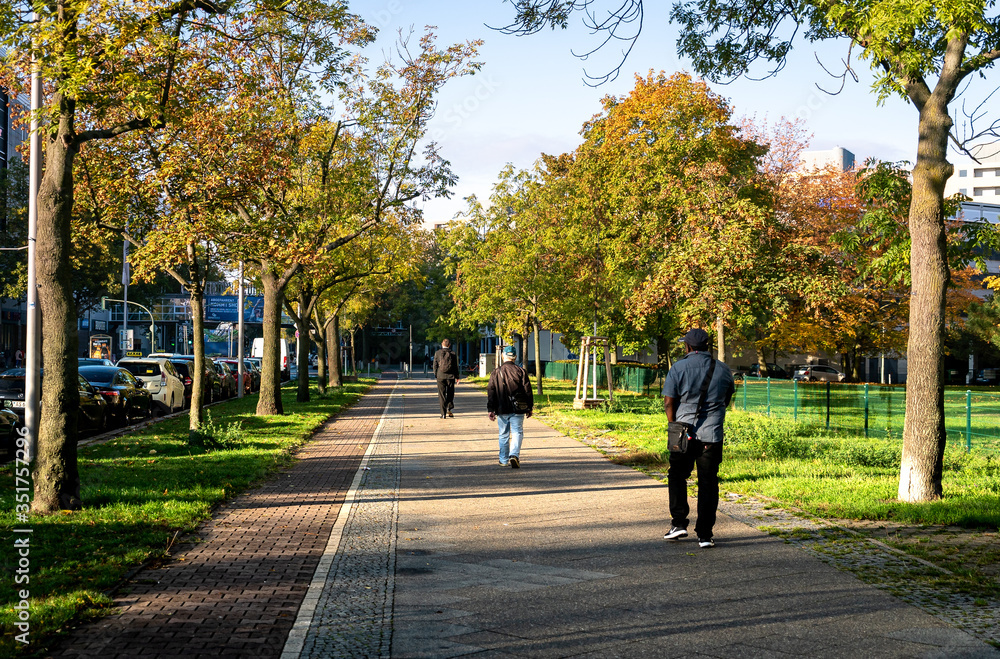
[
  {"xmin": 720, "ymin": 493, "xmax": 1000, "ymax": 648},
  {"xmin": 286, "ymin": 380, "xmax": 402, "ymax": 659}
]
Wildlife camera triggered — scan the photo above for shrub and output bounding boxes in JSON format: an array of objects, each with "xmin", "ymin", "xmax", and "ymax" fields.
[
  {"xmin": 833, "ymin": 442, "xmax": 901, "ymax": 469},
  {"xmin": 187, "ymin": 412, "xmax": 245, "ymax": 450},
  {"xmin": 724, "ymin": 412, "xmax": 810, "ymax": 459}
]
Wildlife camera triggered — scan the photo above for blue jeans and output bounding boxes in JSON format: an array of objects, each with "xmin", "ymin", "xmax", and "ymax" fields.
[{"xmin": 497, "ymin": 413, "xmax": 524, "ymax": 464}]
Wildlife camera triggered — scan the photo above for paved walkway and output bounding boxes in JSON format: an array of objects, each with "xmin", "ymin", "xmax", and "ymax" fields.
[
  {"xmin": 54, "ymin": 375, "xmax": 999, "ymax": 658},
  {"xmin": 54, "ymin": 378, "xmax": 395, "ymax": 659}
]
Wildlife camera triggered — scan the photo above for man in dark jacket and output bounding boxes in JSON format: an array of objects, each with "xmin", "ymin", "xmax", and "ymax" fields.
[
  {"xmin": 433, "ymin": 339, "xmax": 460, "ymax": 418},
  {"xmin": 487, "ymin": 345, "xmax": 533, "ymax": 468}
]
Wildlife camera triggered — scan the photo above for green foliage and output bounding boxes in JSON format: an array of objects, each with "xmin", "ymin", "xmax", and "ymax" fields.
[{"xmin": 187, "ymin": 412, "xmax": 245, "ymax": 450}]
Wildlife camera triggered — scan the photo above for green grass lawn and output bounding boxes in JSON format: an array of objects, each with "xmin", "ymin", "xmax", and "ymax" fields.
[
  {"xmin": 0, "ymin": 380, "xmax": 373, "ymax": 658},
  {"xmin": 505, "ymin": 377, "xmax": 1000, "ymax": 529}
]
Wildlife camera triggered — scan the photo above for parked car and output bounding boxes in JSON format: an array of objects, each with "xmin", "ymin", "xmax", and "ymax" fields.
[
  {"xmin": 243, "ymin": 360, "xmax": 262, "ymax": 392},
  {"xmin": 212, "ymin": 360, "xmax": 237, "ymax": 399},
  {"xmin": 116, "ymin": 358, "xmax": 186, "ymax": 414},
  {"xmin": 79, "ymin": 357, "xmax": 115, "ymax": 367},
  {"xmin": 975, "ymin": 368, "xmax": 999, "ymax": 385},
  {"xmin": 0, "ymin": 407, "xmax": 20, "ymax": 456},
  {"xmin": 747, "ymin": 363, "xmax": 790, "ymax": 379},
  {"xmin": 0, "ymin": 369, "xmax": 109, "ymax": 437},
  {"xmin": 792, "ymin": 365, "xmax": 847, "ymax": 382},
  {"xmin": 218, "ymin": 359, "xmax": 255, "ymax": 395},
  {"xmin": 79, "ymin": 366, "xmax": 150, "ymax": 428},
  {"xmin": 169, "ymin": 359, "xmax": 222, "ymax": 406}
]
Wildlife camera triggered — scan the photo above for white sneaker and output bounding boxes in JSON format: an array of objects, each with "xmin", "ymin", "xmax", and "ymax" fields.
[
  {"xmin": 698, "ymin": 537, "xmax": 715, "ymax": 548},
  {"xmin": 664, "ymin": 527, "xmax": 688, "ymax": 540}
]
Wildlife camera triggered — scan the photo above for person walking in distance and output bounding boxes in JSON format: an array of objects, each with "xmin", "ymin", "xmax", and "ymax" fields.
[
  {"xmin": 487, "ymin": 345, "xmax": 533, "ymax": 468},
  {"xmin": 433, "ymin": 339, "xmax": 460, "ymax": 418},
  {"xmin": 662, "ymin": 328, "xmax": 735, "ymax": 548}
]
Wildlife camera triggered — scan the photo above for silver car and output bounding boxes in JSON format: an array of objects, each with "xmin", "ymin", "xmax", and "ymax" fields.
[{"xmin": 792, "ymin": 365, "xmax": 846, "ymax": 382}]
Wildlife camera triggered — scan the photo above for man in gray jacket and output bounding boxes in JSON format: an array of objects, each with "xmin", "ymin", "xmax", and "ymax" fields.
[
  {"xmin": 487, "ymin": 346, "xmax": 533, "ymax": 468},
  {"xmin": 662, "ymin": 328, "xmax": 735, "ymax": 548}
]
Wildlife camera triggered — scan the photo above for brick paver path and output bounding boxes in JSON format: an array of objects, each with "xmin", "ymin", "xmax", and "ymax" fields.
[{"xmin": 53, "ymin": 378, "xmax": 394, "ymax": 659}]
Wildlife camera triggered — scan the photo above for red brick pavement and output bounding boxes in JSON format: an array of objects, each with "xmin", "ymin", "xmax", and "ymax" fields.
[{"xmin": 50, "ymin": 378, "xmax": 395, "ymax": 659}]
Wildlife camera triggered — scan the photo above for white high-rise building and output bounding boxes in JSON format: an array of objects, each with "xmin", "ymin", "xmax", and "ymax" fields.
[
  {"xmin": 800, "ymin": 146, "xmax": 856, "ymax": 172},
  {"xmin": 945, "ymin": 148, "xmax": 1000, "ymax": 202}
]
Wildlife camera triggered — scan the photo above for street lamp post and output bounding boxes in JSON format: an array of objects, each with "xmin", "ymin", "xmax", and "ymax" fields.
[
  {"xmin": 24, "ymin": 23, "xmax": 43, "ymax": 464},
  {"xmin": 102, "ymin": 298, "xmax": 155, "ymax": 354}
]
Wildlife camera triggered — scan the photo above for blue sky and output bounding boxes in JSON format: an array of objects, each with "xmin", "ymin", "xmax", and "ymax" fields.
[{"xmin": 357, "ymin": 1, "xmax": 924, "ymax": 224}]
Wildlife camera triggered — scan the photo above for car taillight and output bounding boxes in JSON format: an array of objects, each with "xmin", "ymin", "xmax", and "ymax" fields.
[
  {"xmin": 100, "ymin": 389, "xmax": 119, "ymax": 397},
  {"xmin": 161, "ymin": 373, "xmax": 167, "ymax": 387},
  {"xmin": 282, "ymin": 355, "xmax": 287, "ymax": 368},
  {"xmin": 184, "ymin": 377, "xmax": 192, "ymax": 385}
]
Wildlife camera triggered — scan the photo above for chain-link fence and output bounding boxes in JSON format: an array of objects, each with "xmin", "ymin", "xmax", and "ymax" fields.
[{"xmin": 739, "ymin": 378, "xmax": 1000, "ymax": 452}]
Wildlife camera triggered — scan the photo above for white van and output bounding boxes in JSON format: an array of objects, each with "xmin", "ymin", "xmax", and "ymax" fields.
[{"xmin": 251, "ymin": 338, "xmax": 291, "ymax": 381}]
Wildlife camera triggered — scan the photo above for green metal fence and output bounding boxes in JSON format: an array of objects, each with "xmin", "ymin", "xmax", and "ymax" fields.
[
  {"xmin": 543, "ymin": 361, "xmax": 662, "ymax": 395},
  {"xmin": 739, "ymin": 378, "xmax": 1000, "ymax": 452}
]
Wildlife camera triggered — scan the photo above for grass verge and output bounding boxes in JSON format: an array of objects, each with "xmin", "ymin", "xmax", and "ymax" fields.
[{"xmin": 0, "ymin": 379, "xmax": 373, "ymax": 658}]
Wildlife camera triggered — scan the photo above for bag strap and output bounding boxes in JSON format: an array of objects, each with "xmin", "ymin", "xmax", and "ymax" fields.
[{"xmin": 695, "ymin": 357, "xmax": 717, "ymax": 415}]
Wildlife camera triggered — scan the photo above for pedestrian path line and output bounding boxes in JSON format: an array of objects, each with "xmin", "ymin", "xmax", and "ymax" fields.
[{"xmin": 282, "ymin": 379, "xmax": 402, "ymax": 659}]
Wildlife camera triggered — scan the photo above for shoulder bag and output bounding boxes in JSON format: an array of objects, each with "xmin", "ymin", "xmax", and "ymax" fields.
[{"xmin": 667, "ymin": 357, "xmax": 716, "ymax": 453}]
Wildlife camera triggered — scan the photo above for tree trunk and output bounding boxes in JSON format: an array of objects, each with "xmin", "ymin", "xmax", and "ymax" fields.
[
  {"xmin": 256, "ymin": 268, "xmax": 285, "ymax": 415},
  {"xmin": 349, "ymin": 329, "xmax": 357, "ymax": 375},
  {"xmin": 295, "ymin": 290, "xmax": 311, "ymax": 403},
  {"xmin": 533, "ymin": 318, "xmax": 543, "ymax": 395},
  {"xmin": 33, "ymin": 106, "xmax": 82, "ymax": 513},
  {"xmin": 899, "ymin": 95, "xmax": 952, "ymax": 503},
  {"xmin": 716, "ymin": 317, "xmax": 726, "ymax": 364},
  {"xmin": 329, "ymin": 314, "xmax": 343, "ymax": 388},
  {"xmin": 189, "ymin": 287, "xmax": 206, "ymax": 431},
  {"xmin": 756, "ymin": 349, "xmax": 768, "ymax": 376},
  {"xmin": 312, "ymin": 310, "xmax": 327, "ymax": 395}
]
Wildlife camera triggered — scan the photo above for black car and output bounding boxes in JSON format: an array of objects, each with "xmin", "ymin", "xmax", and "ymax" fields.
[
  {"xmin": 0, "ymin": 407, "xmax": 22, "ymax": 457},
  {"xmin": 79, "ymin": 357, "xmax": 115, "ymax": 367},
  {"xmin": 168, "ymin": 357, "xmax": 223, "ymax": 404},
  {"xmin": 79, "ymin": 366, "xmax": 152, "ymax": 428},
  {"xmin": 747, "ymin": 363, "xmax": 790, "ymax": 379},
  {"xmin": 0, "ymin": 369, "xmax": 109, "ymax": 437}
]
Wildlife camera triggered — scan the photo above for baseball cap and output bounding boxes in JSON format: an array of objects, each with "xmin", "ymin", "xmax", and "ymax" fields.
[
  {"xmin": 502, "ymin": 346, "xmax": 517, "ymax": 356},
  {"xmin": 679, "ymin": 328, "xmax": 710, "ymax": 348}
]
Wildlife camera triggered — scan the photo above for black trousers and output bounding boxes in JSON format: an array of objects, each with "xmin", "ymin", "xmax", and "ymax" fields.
[
  {"xmin": 437, "ymin": 379, "xmax": 456, "ymax": 415},
  {"xmin": 667, "ymin": 439, "xmax": 723, "ymax": 539}
]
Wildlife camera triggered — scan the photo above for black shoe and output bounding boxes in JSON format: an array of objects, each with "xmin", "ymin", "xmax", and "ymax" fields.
[
  {"xmin": 440, "ymin": 413, "xmax": 446, "ymax": 419},
  {"xmin": 509, "ymin": 455, "xmax": 520, "ymax": 468},
  {"xmin": 447, "ymin": 412, "xmax": 454, "ymax": 418},
  {"xmin": 664, "ymin": 526, "xmax": 688, "ymax": 540}
]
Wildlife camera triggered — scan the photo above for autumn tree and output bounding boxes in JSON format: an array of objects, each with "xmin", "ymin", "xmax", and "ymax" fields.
[
  {"xmin": 448, "ymin": 165, "xmax": 567, "ymax": 394},
  {"xmin": 499, "ymin": 0, "xmax": 1000, "ymax": 502},
  {"xmin": 234, "ymin": 30, "xmax": 480, "ymax": 416},
  {"xmin": 0, "ymin": 0, "xmax": 292, "ymax": 512}
]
